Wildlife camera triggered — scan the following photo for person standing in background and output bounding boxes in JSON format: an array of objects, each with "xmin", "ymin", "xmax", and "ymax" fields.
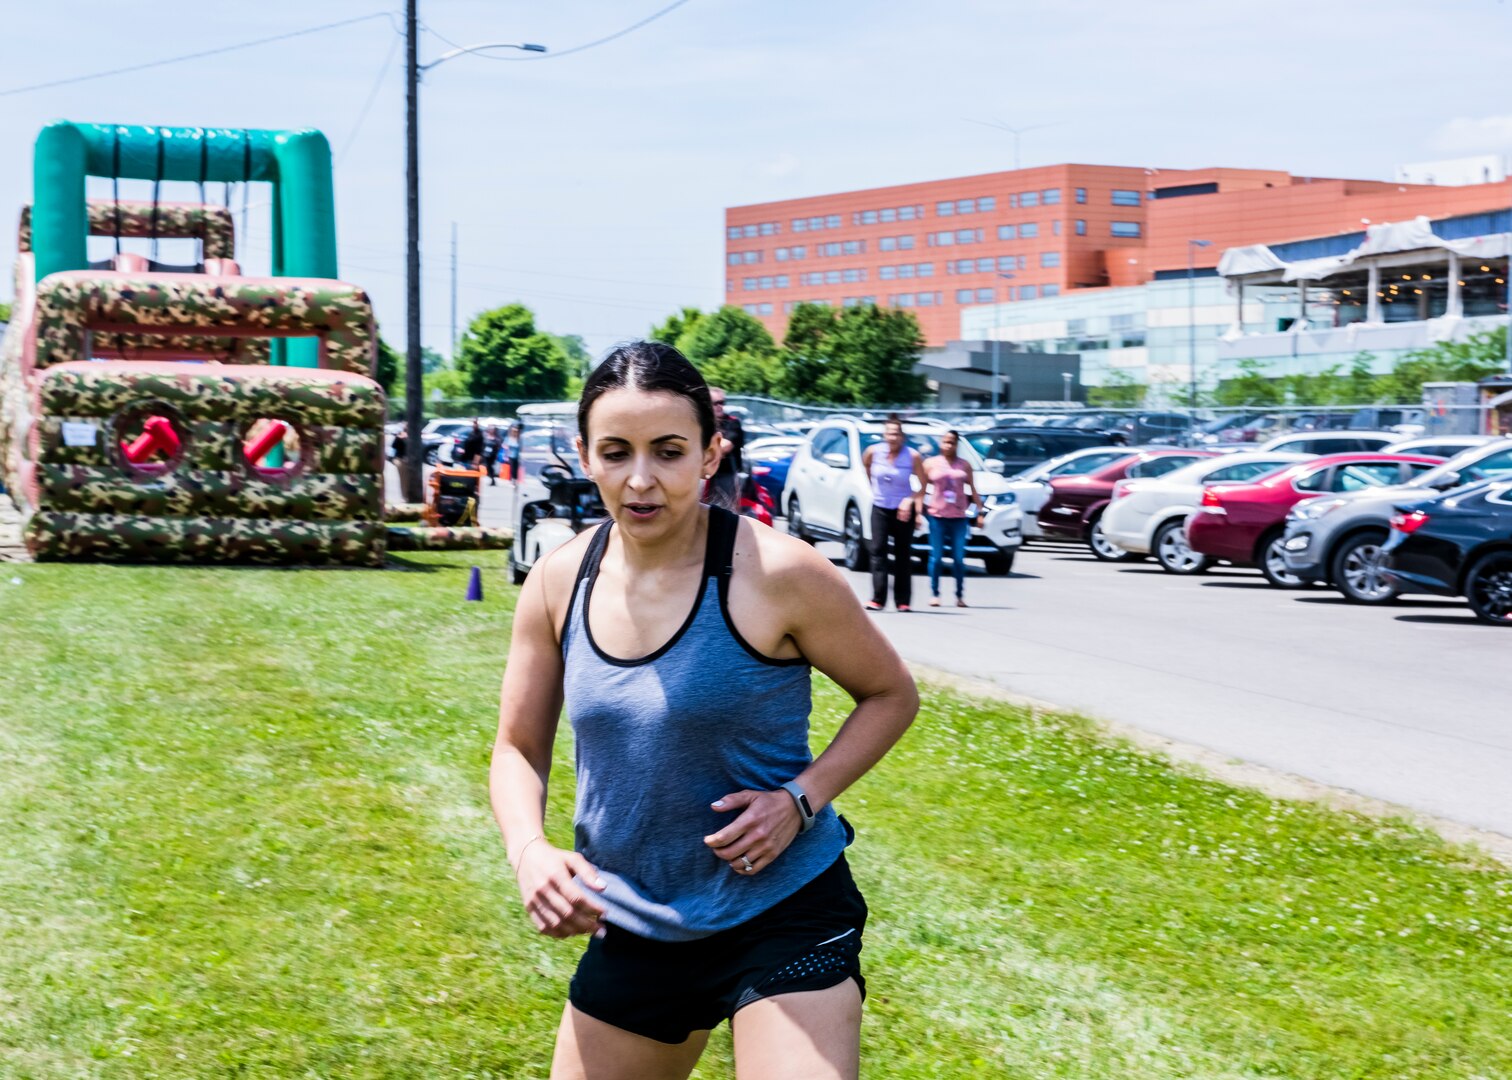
[
  {"xmin": 922, "ymin": 430, "xmax": 978, "ymax": 608},
  {"xmin": 459, "ymin": 420, "xmax": 485, "ymax": 471},
  {"xmin": 483, "ymin": 425, "xmax": 503, "ymax": 486},
  {"xmin": 506, "ymin": 422, "xmax": 523, "ymax": 485},
  {"xmin": 706, "ymin": 387, "xmax": 745, "ymax": 511},
  {"xmin": 860, "ymin": 416, "xmax": 927, "ymax": 612}
]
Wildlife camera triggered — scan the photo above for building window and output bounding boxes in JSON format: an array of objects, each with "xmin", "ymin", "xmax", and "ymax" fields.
[
  {"xmin": 809, "ymin": 216, "xmax": 825, "ymax": 230},
  {"xmin": 898, "ymin": 235, "xmax": 916, "ymax": 250},
  {"xmin": 918, "ymin": 292, "xmax": 937, "ymax": 306},
  {"xmin": 774, "ymin": 248, "xmax": 789, "ymax": 262},
  {"xmin": 743, "ymin": 303, "xmax": 758, "ymax": 314},
  {"xmin": 997, "ymin": 255, "xmax": 1016, "ymax": 272},
  {"xmin": 955, "ymin": 228, "xmax": 976, "ymax": 244},
  {"xmin": 898, "ymin": 264, "xmax": 915, "ymax": 279},
  {"xmin": 880, "ymin": 207, "xmax": 896, "ymax": 223},
  {"xmin": 1020, "ymin": 191, "xmax": 1041, "ymax": 208},
  {"xmin": 936, "ymin": 201, "xmax": 955, "ymax": 216},
  {"xmin": 1018, "ymin": 285, "xmax": 1038, "ymax": 300},
  {"xmin": 862, "ymin": 210, "xmax": 878, "ymax": 225},
  {"xmin": 879, "ymin": 237, "xmax": 897, "ymax": 252},
  {"xmin": 956, "ymin": 198, "xmax": 976, "ymax": 214},
  {"xmin": 775, "ymin": 274, "xmax": 790, "ymax": 288},
  {"xmin": 759, "ymin": 303, "xmax": 773, "ymax": 315},
  {"xmin": 1020, "ymin": 222, "xmax": 1039, "ymax": 238},
  {"xmin": 975, "ymin": 257, "xmax": 993, "ymax": 272},
  {"xmin": 825, "ymin": 214, "xmax": 842, "ymax": 228},
  {"xmin": 825, "ymin": 270, "xmax": 841, "ymax": 285},
  {"xmin": 975, "ymin": 287, "xmax": 994, "ymax": 303},
  {"xmin": 726, "ymin": 226, "xmax": 742, "ymax": 240},
  {"xmin": 843, "ymin": 240, "xmax": 863, "ymax": 255},
  {"xmin": 843, "ymin": 268, "xmax": 863, "ymax": 283},
  {"xmin": 791, "ymin": 246, "xmax": 806, "ymax": 259},
  {"xmin": 759, "ymin": 276, "xmax": 773, "ymax": 289},
  {"xmin": 1009, "ymin": 193, "xmax": 1018, "ymax": 208},
  {"xmin": 1111, "ymin": 189, "xmax": 1141, "ymax": 206},
  {"xmin": 1040, "ymin": 252, "xmax": 1060, "ymax": 268},
  {"xmin": 740, "ymin": 224, "xmax": 756, "ymax": 238},
  {"xmin": 1110, "ymin": 221, "xmax": 1142, "ymax": 237},
  {"xmin": 727, "ymin": 253, "xmax": 741, "ymax": 267},
  {"xmin": 918, "ymin": 263, "xmax": 935, "ymax": 277},
  {"xmin": 821, "ymin": 242, "xmax": 841, "ymax": 257},
  {"xmin": 930, "ymin": 232, "xmax": 953, "ymax": 246},
  {"xmin": 979, "ymin": 195, "xmax": 996, "ymax": 212},
  {"xmin": 1075, "ymin": 219, "xmax": 1087, "ymax": 236},
  {"xmin": 955, "ymin": 288, "xmax": 974, "ymax": 303},
  {"xmin": 1052, "ymin": 220, "xmax": 1062, "ymax": 236},
  {"xmin": 792, "ymin": 219, "xmax": 808, "ymax": 233},
  {"xmin": 760, "ymin": 222, "xmax": 776, "ymax": 236},
  {"xmin": 899, "ymin": 205, "xmax": 917, "ymax": 221},
  {"xmin": 880, "ymin": 266, "xmax": 897, "ymax": 280},
  {"xmin": 997, "ymin": 224, "xmax": 1016, "ymax": 241},
  {"xmin": 892, "ymin": 293, "xmax": 915, "ymax": 307},
  {"xmin": 1043, "ymin": 189, "xmax": 1061, "ymax": 205},
  {"xmin": 743, "ymin": 278, "xmax": 756, "ymax": 290},
  {"xmin": 1075, "ymin": 187, "xmax": 1087, "ymax": 204}
]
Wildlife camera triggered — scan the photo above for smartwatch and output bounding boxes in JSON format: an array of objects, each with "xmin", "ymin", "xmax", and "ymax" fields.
[{"xmin": 779, "ymin": 780, "xmax": 816, "ymax": 833}]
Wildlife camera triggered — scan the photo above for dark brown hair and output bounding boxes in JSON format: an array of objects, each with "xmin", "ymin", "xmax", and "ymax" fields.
[{"xmin": 578, "ymin": 340, "xmax": 716, "ymax": 447}]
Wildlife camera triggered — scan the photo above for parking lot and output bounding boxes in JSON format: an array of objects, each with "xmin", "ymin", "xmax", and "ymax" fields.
[{"xmin": 818, "ymin": 538, "xmax": 1512, "ymax": 839}]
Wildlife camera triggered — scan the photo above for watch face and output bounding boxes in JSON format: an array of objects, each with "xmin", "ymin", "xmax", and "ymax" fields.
[{"xmin": 798, "ymin": 794, "xmax": 812, "ymax": 816}]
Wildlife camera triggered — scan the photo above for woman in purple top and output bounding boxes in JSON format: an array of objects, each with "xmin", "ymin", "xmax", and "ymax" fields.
[
  {"xmin": 922, "ymin": 430, "xmax": 979, "ymax": 607},
  {"xmin": 860, "ymin": 416, "xmax": 928, "ymax": 611}
]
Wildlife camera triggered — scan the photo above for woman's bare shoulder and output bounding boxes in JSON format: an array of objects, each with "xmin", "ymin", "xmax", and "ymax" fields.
[{"xmin": 733, "ymin": 517, "xmax": 851, "ymax": 599}]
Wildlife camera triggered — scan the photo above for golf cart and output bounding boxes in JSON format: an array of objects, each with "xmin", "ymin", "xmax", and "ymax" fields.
[{"xmin": 509, "ymin": 403, "xmax": 606, "ymax": 584}]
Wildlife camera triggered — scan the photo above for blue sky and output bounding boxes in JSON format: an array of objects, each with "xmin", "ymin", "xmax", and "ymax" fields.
[{"xmin": 4, "ymin": 0, "xmax": 1512, "ymax": 357}]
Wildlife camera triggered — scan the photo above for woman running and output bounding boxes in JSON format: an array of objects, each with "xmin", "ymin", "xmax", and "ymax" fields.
[
  {"xmin": 860, "ymin": 416, "xmax": 927, "ymax": 612},
  {"xmin": 490, "ymin": 341, "xmax": 918, "ymax": 1079},
  {"xmin": 922, "ymin": 430, "xmax": 979, "ymax": 607}
]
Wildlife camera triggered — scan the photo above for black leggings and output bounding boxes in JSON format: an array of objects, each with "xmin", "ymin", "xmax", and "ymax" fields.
[{"xmin": 870, "ymin": 505, "xmax": 914, "ymax": 607}]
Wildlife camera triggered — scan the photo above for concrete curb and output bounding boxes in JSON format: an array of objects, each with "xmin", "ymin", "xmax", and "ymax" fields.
[{"xmin": 908, "ymin": 661, "xmax": 1512, "ymax": 869}]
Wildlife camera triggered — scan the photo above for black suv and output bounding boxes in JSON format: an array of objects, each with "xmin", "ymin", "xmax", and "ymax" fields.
[
  {"xmin": 965, "ymin": 427, "xmax": 1118, "ymax": 476},
  {"xmin": 1382, "ymin": 479, "xmax": 1512, "ymax": 625}
]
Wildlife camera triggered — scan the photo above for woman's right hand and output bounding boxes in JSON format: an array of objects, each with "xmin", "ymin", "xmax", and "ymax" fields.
[{"xmin": 515, "ymin": 841, "xmax": 609, "ymax": 939}]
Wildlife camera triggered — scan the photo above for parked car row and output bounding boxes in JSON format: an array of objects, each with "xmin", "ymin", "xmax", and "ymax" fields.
[{"xmin": 1014, "ymin": 433, "xmax": 1512, "ymax": 625}]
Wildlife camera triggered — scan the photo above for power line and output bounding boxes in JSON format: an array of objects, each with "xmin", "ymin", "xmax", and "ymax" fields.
[
  {"xmin": 335, "ymin": 30, "xmax": 403, "ymax": 168},
  {"xmin": 421, "ymin": 0, "xmax": 694, "ymax": 63},
  {"xmin": 0, "ymin": 12, "xmax": 395, "ymax": 98}
]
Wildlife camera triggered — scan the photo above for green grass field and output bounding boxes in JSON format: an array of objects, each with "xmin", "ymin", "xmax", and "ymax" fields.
[{"xmin": 2, "ymin": 553, "xmax": 1510, "ymax": 1079}]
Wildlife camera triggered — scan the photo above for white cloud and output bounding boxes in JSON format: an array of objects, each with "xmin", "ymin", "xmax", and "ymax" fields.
[{"xmin": 1431, "ymin": 116, "xmax": 1512, "ymax": 155}]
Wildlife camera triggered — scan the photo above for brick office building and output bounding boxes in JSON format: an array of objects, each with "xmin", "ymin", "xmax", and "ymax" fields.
[{"xmin": 724, "ymin": 164, "xmax": 1512, "ymax": 350}]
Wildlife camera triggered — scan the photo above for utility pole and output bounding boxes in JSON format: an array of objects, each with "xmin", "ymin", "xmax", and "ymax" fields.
[
  {"xmin": 450, "ymin": 221, "xmax": 458, "ymax": 360},
  {"xmin": 401, "ymin": 0, "xmax": 423, "ymax": 502}
]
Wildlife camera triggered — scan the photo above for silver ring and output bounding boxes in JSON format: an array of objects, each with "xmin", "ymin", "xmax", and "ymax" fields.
[{"xmin": 740, "ymin": 856, "xmax": 755, "ymax": 873}]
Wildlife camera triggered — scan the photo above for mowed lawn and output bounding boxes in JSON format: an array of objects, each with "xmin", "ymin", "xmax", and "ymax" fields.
[{"xmin": 2, "ymin": 554, "xmax": 1510, "ymax": 1080}]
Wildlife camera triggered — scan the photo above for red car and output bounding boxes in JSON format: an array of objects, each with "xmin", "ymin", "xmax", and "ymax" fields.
[
  {"xmin": 1186, "ymin": 452, "xmax": 1443, "ymax": 586},
  {"xmin": 1037, "ymin": 448, "xmax": 1217, "ymax": 560}
]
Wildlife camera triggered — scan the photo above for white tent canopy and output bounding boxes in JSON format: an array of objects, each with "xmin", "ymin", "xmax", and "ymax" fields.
[{"xmin": 1219, "ymin": 216, "xmax": 1512, "ymax": 282}]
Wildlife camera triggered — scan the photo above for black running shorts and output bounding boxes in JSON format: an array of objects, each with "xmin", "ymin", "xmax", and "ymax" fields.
[{"xmin": 568, "ymin": 854, "xmax": 868, "ymax": 1044}]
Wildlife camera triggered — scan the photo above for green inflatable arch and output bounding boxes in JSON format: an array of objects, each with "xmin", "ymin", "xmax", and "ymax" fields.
[{"xmin": 31, "ymin": 121, "xmax": 339, "ymax": 368}]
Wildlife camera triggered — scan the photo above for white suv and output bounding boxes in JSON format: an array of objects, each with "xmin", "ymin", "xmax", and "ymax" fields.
[{"xmin": 784, "ymin": 417, "xmax": 1023, "ymax": 575}]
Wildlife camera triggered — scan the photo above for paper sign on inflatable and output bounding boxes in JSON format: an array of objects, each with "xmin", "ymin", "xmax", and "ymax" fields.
[{"xmin": 0, "ymin": 122, "xmax": 386, "ymax": 565}]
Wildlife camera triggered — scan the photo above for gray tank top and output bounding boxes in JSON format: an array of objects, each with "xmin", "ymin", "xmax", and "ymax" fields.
[{"xmin": 561, "ymin": 506, "xmax": 850, "ymax": 941}]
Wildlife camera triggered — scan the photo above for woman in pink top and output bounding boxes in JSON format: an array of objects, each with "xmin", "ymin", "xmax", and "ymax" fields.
[{"xmin": 922, "ymin": 431, "xmax": 978, "ymax": 607}]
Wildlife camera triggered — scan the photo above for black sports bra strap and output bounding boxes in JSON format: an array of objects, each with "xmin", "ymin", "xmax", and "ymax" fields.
[
  {"xmin": 579, "ymin": 519, "xmax": 614, "ymax": 588},
  {"xmin": 707, "ymin": 505, "xmax": 738, "ymax": 578}
]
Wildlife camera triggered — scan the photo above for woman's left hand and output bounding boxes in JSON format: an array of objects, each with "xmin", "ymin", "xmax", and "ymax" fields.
[{"xmin": 703, "ymin": 790, "xmax": 802, "ymax": 875}]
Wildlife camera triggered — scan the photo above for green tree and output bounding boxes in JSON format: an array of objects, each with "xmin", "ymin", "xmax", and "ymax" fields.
[
  {"xmin": 1088, "ymin": 369, "xmax": 1146, "ymax": 408},
  {"xmin": 700, "ymin": 349, "xmax": 783, "ymax": 396},
  {"xmin": 778, "ymin": 303, "xmax": 838, "ymax": 402},
  {"xmin": 456, "ymin": 303, "xmax": 571, "ymax": 400},
  {"xmin": 1372, "ymin": 328, "xmax": 1507, "ymax": 403},
  {"xmin": 0, "ymin": 300, "xmax": 11, "ymax": 323},
  {"xmin": 816, "ymin": 304, "xmax": 927, "ymax": 405},
  {"xmin": 679, "ymin": 305, "xmax": 778, "ymax": 367},
  {"xmin": 547, "ymin": 332, "xmax": 592, "ymax": 377},
  {"xmin": 423, "ymin": 367, "xmax": 469, "ymax": 400},
  {"xmin": 1279, "ymin": 364, "xmax": 1342, "ymax": 406},
  {"xmin": 375, "ymin": 338, "xmax": 401, "ymax": 395},
  {"xmin": 650, "ymin": 306, "xmax": 706, "ymax": 348},
  {"xmin": 1214, "ymin": 359, "xmax": 1284, "ymax": 407}
]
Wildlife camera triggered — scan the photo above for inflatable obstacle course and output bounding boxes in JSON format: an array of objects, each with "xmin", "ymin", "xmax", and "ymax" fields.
[{"xmin": 0, "ymin": 122, "xmax": 385, "ymax": 565}]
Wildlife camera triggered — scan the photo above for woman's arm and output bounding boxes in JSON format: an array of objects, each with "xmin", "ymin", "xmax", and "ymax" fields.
[
  {"xmin": 963, "ymin": 459, "xmax": 979, "ymax": 517},
  {"xmin": 491, "ymin": 552, "xmax": 606, "ymax": 937},
  {"xmin": 705, "ymin": 542, "xmax": 919, "ymax": 871},
  {"xmin": 907, "ymin": 451, "xmax": 929, "ymax": 522}
]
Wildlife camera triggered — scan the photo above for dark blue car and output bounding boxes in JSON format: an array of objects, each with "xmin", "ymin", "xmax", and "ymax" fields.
[{"xmin": 745, "ymin": 436, "xmax": 804, "ymax": 513}]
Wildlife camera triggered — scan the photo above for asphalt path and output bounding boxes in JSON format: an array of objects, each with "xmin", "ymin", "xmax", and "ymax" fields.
[{"xmin": 821, "ymin": 538, "xmax": 1512, "ymax": 839}]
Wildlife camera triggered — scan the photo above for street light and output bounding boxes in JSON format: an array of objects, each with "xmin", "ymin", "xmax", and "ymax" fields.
[
  {"xmin": 1187, "ymin": 239, "xmax": 1212, "ymax": 411},
  {"xmin": 991, "ymin": 271, "xmax": 1016, "ymax": 414},
  {"xmin": 400, "ymin": 0, "xmax": 547, "ymax": 501}
]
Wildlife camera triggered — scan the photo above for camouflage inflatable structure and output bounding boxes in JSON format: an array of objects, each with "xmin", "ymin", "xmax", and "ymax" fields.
[{"xmin": 0, "ymin": 122, "xmax": 385, "ymax": 564}]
